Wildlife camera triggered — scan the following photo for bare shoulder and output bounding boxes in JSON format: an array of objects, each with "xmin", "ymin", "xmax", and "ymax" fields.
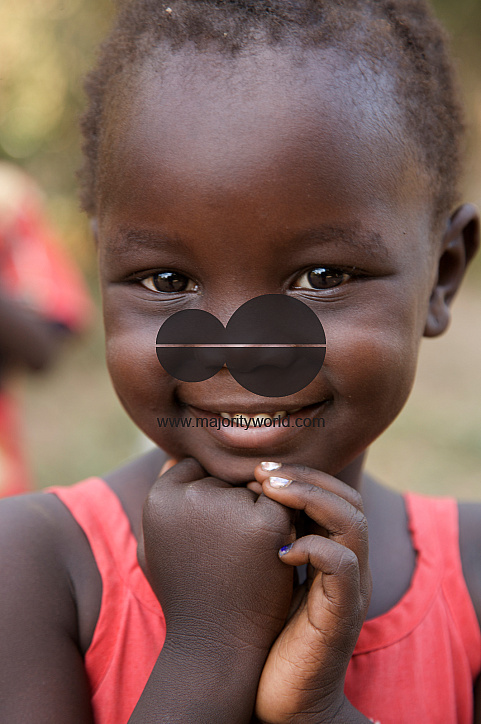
[
  {"xmin": 458, "ymin": 501, "xmax": 481, "ymax": 628},
  {"xmin": 0, "ymin": 492, "xmax": 97, "ymax": 723},
  {"xmin": 0, "ymin": 490, "xmax": 79, "ymax": 583}
]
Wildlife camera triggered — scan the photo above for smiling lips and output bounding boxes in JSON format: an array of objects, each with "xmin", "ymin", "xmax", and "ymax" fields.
[
  {"xmin": 185, "ymin": 402, "xmax": 328, "ymax": 450},
  {"xmin": 218, "ymin": 409, "xmax": 303, "ymax": 422}
]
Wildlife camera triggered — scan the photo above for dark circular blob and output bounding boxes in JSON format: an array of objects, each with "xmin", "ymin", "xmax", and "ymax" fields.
[
  {"xmin": 225, "ymin": 294, "xmax": 326, "ymax": 396},
  {"xmin": 156, "ymin": 309, "xmax": 226, "ymax": 381},
  {"xmin": 155, "ymin": 295, "xmax": 326, "ymax": 394},
  {"xmin": 226, "ymin": 346, "xmax": 326, "ymax": 396},
  {"xmin": 225, "ymin": 294, "xmax": 326, "ymax": 345},
  {"xmin": 156, "ymin": 309, "xmax": 225, "ymax": 344}
]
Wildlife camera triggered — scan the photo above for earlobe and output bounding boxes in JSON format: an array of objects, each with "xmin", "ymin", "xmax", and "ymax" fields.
[{"xmin": 424, "ymin": 203, "xmax": 480, "ymax": 338}]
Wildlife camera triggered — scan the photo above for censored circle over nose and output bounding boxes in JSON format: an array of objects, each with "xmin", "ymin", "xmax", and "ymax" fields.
[
  {"xmin": 156, "ymin": 294, "xmax": 326, "ymax": 396},
  {"xmin": 156, "ymin": 309, "xmax": 226, "ymax": 382},
  {"xmin": 225, "ymin": 295, "xmax": 326, "ymax": 396}
]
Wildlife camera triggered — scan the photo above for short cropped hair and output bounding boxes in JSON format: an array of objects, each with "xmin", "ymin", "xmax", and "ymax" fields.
[{"xmin": 79, "ymin": 0, "xmax": 464, "ymax": 227}]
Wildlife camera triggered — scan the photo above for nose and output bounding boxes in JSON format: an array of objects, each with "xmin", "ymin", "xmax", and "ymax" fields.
[{"xmin": 225, "ymin": 344, "xmax": 326, "ymax": 397}]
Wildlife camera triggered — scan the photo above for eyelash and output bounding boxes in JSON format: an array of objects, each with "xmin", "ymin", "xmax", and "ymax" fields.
[{"xmin": 134, "ymin": 266, "xmax": 361, "ymax": 294}]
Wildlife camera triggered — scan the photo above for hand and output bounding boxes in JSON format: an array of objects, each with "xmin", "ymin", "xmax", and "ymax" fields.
[
  {"xmin": 251, "ymin": 462, "xmax": 372, "ymax": 724},
  {"xmin": 138, "ymin": 457, "xmax": 296, "ymax": 666}
]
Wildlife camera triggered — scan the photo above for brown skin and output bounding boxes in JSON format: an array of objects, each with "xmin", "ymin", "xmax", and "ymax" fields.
[{"xmin": 0, "ymin": 45, "xmax": 479, "ymax": 723}]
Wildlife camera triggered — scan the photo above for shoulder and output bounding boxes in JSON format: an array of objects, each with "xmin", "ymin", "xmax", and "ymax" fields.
[
  {"xmin": 458, "ymin": 500, "xmax": 481, "ymax": 628},
  {"xmin": 0, "ymin": 491, "xmax": 77, "ymax": 618},
  {"xmin": 0, "ymin": 489, "xmax": 102, "ymax": 652},
  {"xmin": 0, "ymin": 490, "xmax": 76, "ymax": 572},
  {"xmin": 0, "ymin": 491, "xmax": 98, "ymax": 721}
]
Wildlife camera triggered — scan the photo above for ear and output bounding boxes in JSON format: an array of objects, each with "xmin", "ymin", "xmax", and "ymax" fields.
[
  {"xmin": 424, "ymin": 203, "xmax": 479, "ymax": 338},
  {"xmin": 90, "ymin": 218, "xmax": 99, "ymax": 249}
]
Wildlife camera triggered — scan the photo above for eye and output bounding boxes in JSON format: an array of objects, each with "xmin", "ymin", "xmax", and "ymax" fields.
[
  {"xmin": 293, "ymin": 266, "xmax": 352, "ymax": 290},
  {"xmin": 140, "ymin": 271, "xmax": 198, "ymax": 293}
]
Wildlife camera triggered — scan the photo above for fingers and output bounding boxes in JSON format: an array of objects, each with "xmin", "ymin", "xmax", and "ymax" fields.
[
  {"xmin": 255, "ymin": 462, "xmax": 364, "ymax": 513},
  {"xmin": 254, "ymin": 462, "xmax": 370, "ymax": 597},
  {"xmin": 145, "ymin": 458, "xmax": 209, "ymax": 520},
  {"xmin": 153, "ymin": 456, "xmax": 206, "ymax": 488},
  {"xmin": 159, "ymin": 457, "xmax": 178, "ymax": 476},
  {"xmin": 279, "ymin": 535, "xmax": 365, "ymax": 620},
  {"xmin": 259, "ymin": 468, "xmax": 368, "ymax": 553}
]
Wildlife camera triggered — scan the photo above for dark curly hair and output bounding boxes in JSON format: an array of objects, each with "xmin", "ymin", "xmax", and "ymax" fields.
[{"xmin": 79, "ymin": 0, "xmax": 465, "ymax": 228}]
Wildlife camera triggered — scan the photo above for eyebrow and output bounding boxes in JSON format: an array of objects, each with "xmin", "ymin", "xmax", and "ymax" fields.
[
  {"xmin": 106, "ymin": 224, "xmax": 391, "ymax": 261},
  {"xmin": 294, "ymin": 226, "xmax": 391, "ymax": 261},
  {"xmin": 104, "ymin": 229, "xmax": 188, "ymax": 258}
]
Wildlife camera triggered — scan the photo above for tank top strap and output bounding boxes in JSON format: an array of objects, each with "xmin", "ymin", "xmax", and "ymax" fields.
[
  {"xmin": 45, "ymin": 478, "xmax": 164, "ymax": 707},
  {"xmin": 44, "ymin": 478, "xmax": 159, "ymax": 613},
  {"xmin": 404, "ymin": 492, "xmax": 481, "ymax": 678}
]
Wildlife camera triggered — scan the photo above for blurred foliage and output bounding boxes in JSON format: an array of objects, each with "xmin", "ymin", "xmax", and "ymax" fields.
[
  {"xmin": 0, "ymin": 0, "xmax": 480, "ymax": 278},
  {"xmin": 0, "ymin": 0, "xmax": 115, "ymax": 278}
]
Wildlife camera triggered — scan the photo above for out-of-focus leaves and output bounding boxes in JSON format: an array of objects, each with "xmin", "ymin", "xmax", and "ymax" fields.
[
  {"xmin": 0, "ymin": 0, "xmax": 114, "ymax": 274},
  {"xmin": 0, "ymin": 0, "xmax": 479, "ymax": 275}
]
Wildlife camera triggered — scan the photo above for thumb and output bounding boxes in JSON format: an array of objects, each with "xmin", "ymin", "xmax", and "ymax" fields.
[{"xmin": 159, "ymin": 457, "xmax": 179, "ymax": 476}]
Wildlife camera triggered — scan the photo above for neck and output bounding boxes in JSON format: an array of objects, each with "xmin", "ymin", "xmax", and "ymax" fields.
[{"xmin": 336, "ymin": 451, "xmax": 367, "ymax": 490}]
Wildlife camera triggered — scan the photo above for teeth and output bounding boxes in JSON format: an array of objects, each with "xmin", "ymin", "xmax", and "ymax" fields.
[{"xmin": 219, "ymin": 410, "xmax": 288, "ymax": 420}]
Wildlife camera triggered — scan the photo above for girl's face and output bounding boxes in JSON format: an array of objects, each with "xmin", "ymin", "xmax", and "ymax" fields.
[{"xmin": 97, "ymin": 46, "xmax": 438, "ymax": 485}]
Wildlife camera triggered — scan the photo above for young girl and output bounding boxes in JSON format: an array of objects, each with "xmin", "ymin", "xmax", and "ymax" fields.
[{"xmin": 1, "ymin": 1, "xmax": 480, "ymax": 722}]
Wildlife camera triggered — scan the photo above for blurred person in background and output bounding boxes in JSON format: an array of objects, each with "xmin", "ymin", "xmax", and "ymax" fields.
[{"xmin": 0, "ymin": 162, "xmax": 92, "ymax": 496}]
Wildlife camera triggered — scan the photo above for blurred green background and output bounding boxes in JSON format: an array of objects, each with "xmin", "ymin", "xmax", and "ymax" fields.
[{"xmin": 0, "ymin": 0, "xmax": 480, "ymax": 497}]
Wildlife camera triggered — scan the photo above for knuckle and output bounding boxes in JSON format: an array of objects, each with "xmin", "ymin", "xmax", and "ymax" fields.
[
  {"xmin": 286, "ymin": 462, "xmax": 310, "ymax": 478},
  {"xmin": 336, "ymin": 548, "xmax": 359, "ymax": 576},
  {"xmin": 142, "ymin": 492, "xmax": 160, "ymax": 526},
  {"xmin": 305, "ymin": 482, "xmax": 324, "ymax": 501},
  {"xmin": 254, "ymin": 507, "xmax": 292, "ymax": 539},
  {"xmin": 184, "ymin": 479, "xmax": 206, "ymax": 499},
  {"xmin": 302, "ymin": 533, "xmax": 319, "ymax": 549},
  {"xmin": 346, "ymin": 508, "xmax": 369, "ymax": 538},
  {"xmin": 349, "ymin": 488, "xmax": 364, "ymax": 511}
]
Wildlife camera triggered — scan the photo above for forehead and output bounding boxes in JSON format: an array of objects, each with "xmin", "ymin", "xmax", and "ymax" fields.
[{"xmin": 98, "ymin": 44, "xmax": 430, "ymax": 234}]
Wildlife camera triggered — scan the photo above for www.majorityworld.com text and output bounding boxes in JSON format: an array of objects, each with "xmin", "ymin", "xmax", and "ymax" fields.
[{"xmin": 156, "ymin": 415, "xmax": 326, "ymax": 430}]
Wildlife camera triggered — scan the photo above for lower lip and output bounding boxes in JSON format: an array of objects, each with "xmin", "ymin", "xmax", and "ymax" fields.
[{"xmin": 185, "ymin": 402, "xmax": 328, "ymax": 449}]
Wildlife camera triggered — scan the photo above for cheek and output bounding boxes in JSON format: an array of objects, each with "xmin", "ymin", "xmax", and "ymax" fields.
[
  {"xmin": 105, "ymin": 328, "xmax": 174, "ymax": 417},
  {"xmin": 323, "ymin": 307, "xmax": 421, "ymax": 424},
  {"xmin": 105, "ymin": 331, "xmax": 194, "ymax": 456}
]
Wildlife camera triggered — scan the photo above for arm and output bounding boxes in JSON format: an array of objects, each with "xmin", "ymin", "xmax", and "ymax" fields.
[
  {"xmin": 0, "ymin": 493, "xmax": 94, "ymax": 723},
  {"xmin": 128, "ymin": 458, "xmax": 296, "ymax": 724},
  {"xmin": 250, "ymin": 462, "xmax": 373, "ymax": 724}
]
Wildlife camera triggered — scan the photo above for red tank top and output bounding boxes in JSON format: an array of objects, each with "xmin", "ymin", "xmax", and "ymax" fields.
[{"xmin": 46, "ymin": 478, "xmax": 481, "ymax": 724}]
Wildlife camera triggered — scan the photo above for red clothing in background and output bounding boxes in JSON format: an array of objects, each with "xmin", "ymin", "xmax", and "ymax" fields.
[{"xmin": 0, "ymin": 164, "xmax": 92, "ymax": 495}]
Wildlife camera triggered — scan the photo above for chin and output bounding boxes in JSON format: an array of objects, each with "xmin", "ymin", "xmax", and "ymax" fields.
[{"xmin": 199, "ymin": 452, "xmax": 259, "ymax": 485}]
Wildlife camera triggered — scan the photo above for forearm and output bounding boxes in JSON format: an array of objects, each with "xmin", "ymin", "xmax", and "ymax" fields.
[
  {"xmin": 289, "ymin": 698, "xmax": 374, "ymax": 724},
  {"xmin": 128, "ymin": 633, "xmax": 264, "ymax": 724},
  {"xmin": 0, "ymin": 292, "xmax": 64, "ymax": 370},
  {"xmin": 252, "ymin": 695, "xmax": 374, "ymax": 724}
]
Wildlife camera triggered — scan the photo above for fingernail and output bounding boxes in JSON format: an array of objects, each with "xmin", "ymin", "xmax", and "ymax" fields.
[
  {"xmin": 279, "ymin": 543, "xmax": 294, "ymax": 556},
  {"xmin": 260, "ymin": 461, "xmax": 281, "ymax": 471},
  {"xmin": 268, "ymin": 476, "xmax": 292, "ymax": 488}
]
